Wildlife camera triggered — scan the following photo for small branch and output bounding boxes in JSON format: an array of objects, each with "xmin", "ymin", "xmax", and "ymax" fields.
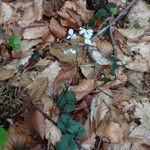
[{"xmin": 92, "ymin": 0, "xmax": 140, "ymax": 40}]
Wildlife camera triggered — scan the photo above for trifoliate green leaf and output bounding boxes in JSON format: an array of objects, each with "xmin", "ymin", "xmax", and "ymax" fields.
[
  {"xmin": 67, "ymin": 120, "xmax": 85, "ymax": 136},
  {"xmin": 8, "ymin": 35, "xmax": 21, "ymax": 50},
  {"xmin": 0, "ymin": 128, "xmax": 8, "ymax": 148},
  {"xmin": 57, "ymin": 114, "xmax": 72, "ymax": 132},
  {"xmin": 95, "ymin": 8, "xmax": 109, "ymax": 20},
  {"xmin": 56, "ymin": 134, "xmax": 76, "ymax": 150},
  {"xmin": 64, "ymin": 103, "xmax": 75, "ymax": 113},
  {"xmin": 32, "ymin": 51, "xmax": 41, "ymax": 61},
  {"xmin": 88, "ymin": 17, "xmax": 96, "ymax": 28}
]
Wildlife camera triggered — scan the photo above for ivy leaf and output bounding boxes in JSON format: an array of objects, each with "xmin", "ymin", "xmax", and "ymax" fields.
[
  {"xmin": 63, "ymin": 103, "xmax": 75, "ymax": 113},
  {"xmin": 106, "ymin": 3, "xmax": 118, "ymax": 15},
  {"xmin": 56, "ymin": 134, "xmax": 77, "ymax": 150},
  {"xmin": 0, "ymin": 128, "xmax": 8, "ymax": 148},
  {"xmin": 57, "ymin": 114, "xmax": 72, "ymax": 132},
  {"xmin": 67, "ymin": 120, "xmax": 85, "ymax": 136},
  {"xmin": 95, "ymin": 8, "xmax": 109, "ymax": 20},
  {"xmin": 88, "ymin": 17, "xmax": 96, "ymax": 28},
  {"xmin": 32, "ymin": 51, "xmax": 41, "ymax": 61},
  {"xmin": 8, "ymin": 35, "xmax": 21, "ymax": 50}
]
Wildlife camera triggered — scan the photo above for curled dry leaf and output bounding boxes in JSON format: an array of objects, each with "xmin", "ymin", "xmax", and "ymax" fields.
[
  {"xmin": 0, "ymin": 2, "xmax": 13, "ymax": 24},
  {"xmin": 69, "ymin": 79, "xmax": 103, "ymax": 101},
  {"xmin": 27, "ymin": 77, "xmax": 48, "ymax": 100},
  {"xmin": 97, "ymin": 121, "xmax": 126, "ymax": 143},
  {"xmin": 125, "ymin": 55, "xmax": 148, "ymax": 72},
  {"xmin": 23, "ymin": 25, "xmax": 49, "ymax": 39},
  {"xmin": 50, "ymin": 18, "xmax": 67, "ymax": 38},
  {"xmin": 80, "ymin": 65, "xmax": 94, "ymax": 79},
  {"xmin": 66, "ymin": 8, "xmax": 82, "ymax": 27},
  {"xmin": 0, "ymin": 66, "xmax": 17, "ymax": 81}
]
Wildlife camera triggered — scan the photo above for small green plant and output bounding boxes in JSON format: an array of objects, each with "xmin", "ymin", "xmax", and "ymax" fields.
[
  {"xmin": 56, "ymin": 91, "xmax": 76, "ymax": 112},
  {"xmin": 32, "ymin": 51, "xmax": 41, "ymax": 61},
  {"xmin": 0, "ymin": 127, "xmax": 8, "ymax": 148},
  {"xmin": 56, "ymin": 92, "xmax": 85, "ymax": 150},
  {"xmin": 8, "ymin": 35, "xmax": 21, "ymax": 50},
  {"xmin": 132, "ymin": 20, "xmax": 142, "ymax": 29}
]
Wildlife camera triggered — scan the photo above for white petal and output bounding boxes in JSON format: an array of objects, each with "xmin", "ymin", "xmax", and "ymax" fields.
[
  {"xmin": 79, "ymin": 28, "xmax": 86, "ymax": 35},
  {"xmin": 68, "ymin": 29, "xmax": 74, "ymax": 35},
  {"xmin": 71, "ymin": 34, "xmax": 77, "ymax": 39},
  {"xmin": 85, "ymin": 38, "xmax": 92, "ymax": 45},
  {"xmin": 67, "ymin": 35, "xmax": 71, "ymax": 39},
  {"xmin": 64, "ymin": 49, "xmax": 76, "ymax": 55},
  {"xmin": 84, "ymin": 32, "xmax": 92, "ymax": 39}
]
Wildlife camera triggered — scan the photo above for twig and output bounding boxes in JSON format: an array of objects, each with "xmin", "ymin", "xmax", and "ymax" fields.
[
  {"xmin": 92, "ymin": 0, "xmax": 140, "ymax": 40},
  {"xmin": 47, "ymin": 133, "xmax": 51, "ymax": 150}
]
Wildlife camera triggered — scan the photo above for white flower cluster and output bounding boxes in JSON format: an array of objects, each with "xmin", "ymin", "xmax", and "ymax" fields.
[{"xmin": 67, "ymin": 27, "xmax": 93, "ymax": 45}]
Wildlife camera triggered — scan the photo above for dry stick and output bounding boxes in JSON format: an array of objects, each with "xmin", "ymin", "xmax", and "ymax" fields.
[{"xmin": 92, "ymin": 0, "xmax": 140, "ymax": 40}]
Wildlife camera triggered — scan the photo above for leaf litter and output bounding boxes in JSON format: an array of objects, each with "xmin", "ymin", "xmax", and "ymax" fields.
[{"xmin": 0, "ymin": 0, "xmax": 150, "ymax": 150}]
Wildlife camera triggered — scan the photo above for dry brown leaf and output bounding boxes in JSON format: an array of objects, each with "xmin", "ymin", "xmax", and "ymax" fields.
[
  {"xmin": 125, "ymin": 55, "xmax": 148, "ymax": 72},
  {"xmin": 97, "ymin": 121, "xmax": 126, "ymax": 143},
  {"xmin": 93, "ymin": 39, "xmax": 113, "ymax": 56},
  {"xmin": 27, "ymin": 77, "xmax": 48, "ymax": 100},
  {"xmin": 50, "ymin": 18, "xmax": 67, "ymax": 38},
  {"xmin": 0, "ymin": 67, "xmax": 17, "ymax": 81},
  {"xmin": 23, "ymin": 25, "xmax": 49, "ymax": 39},
  {"xmin": 0, "ymin": 2, "xmax": 13, "ymax": 24},
  {"xmin": 60, "ymin": 19, "xmax": 78, "ymax": 28},
  {"xmin": 4, "ymin": 126, "xmax": 27, "ymax": 150},
  {"xmin": 66, "ymin": 8, "xmax": 82, "ymax": 27},
  {"xmin": 34, "ymin": 0, "xmax": 43, "ymax": 21},
  {"xmin": 45, "ymin": 119, "xmax": 62, "ymax": 145},
  {"xmin": 18, "ymin": 6, "xmax": 35, "ymax": 27},
  {"xmin": 69, "ymin": 79, "xmax": 99, "ymax": 101},
  {"xmin": 80, "ymin": 65, "xmax": 94, "ymax": 79}
]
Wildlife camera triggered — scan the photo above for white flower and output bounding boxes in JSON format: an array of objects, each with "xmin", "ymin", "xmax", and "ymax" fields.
[
  {"xmin": 67, "ymin": 29, "xmax": 77, "ymax": 40},
  {"xmin": 63, "ymin": 48, "xmax": 77, "ymax": 55},
  {"xmin": 79, "ymin": 27, "xmax": 93, "ymax": 45}
]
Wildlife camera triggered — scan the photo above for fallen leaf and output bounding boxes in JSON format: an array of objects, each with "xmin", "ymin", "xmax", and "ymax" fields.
[
  {"xmin": 117, "ymin": 28, "xmax": 144, "ymax": 40},
  {"xmin": 34, "ymin": 0, "xmax": 43, "ymax": 21},
  {"xmin": 69, "ymin": 79, "xmax": 101, "ymax": 101},
  {"xmin": 50, "ymin": 18, "xmax": 67, "ymax": 38},
  {"xmin": 80, "ymin": 65, "xmax": 94, "ymax": 79},
  {"xmin": 23, "ymin": 25, "xmax": 49, "ymax": 39},
  {"xmin": 27, "ymin": 77, "xmax": 48, "ymax": 100},
  {"xmin": 0, "ymin": 67, "xmax": 16, "ymax": 81},
  {"xmin": 125, "ymin": 55, "xmax": 148, "ymax": 72},
  {"xmin": 0, "ymin": 2, "xmax": 13, "ymax": 24},
  {"xmin": 97, "ymin": 121, "xmax": 126, "ymax": 143}
]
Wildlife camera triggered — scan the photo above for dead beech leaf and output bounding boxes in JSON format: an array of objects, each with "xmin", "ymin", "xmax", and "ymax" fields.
[
  {"xmin": 18, "ymin": 6, "xmax": 35, "ymax": 27},
  {"xmin": 69, "ymin": 79, "xmax": 97, "ymax": 101},
  {"xmin": 117, "ymin": 28, "xmax": 144, "ymax": 40},
  {"xmin": 97, "ymin": 121, "xmax": 126, "ymax": 143},
  {"xmin": 27, "ymin": 77, "xmax": 48, "ymax": 100},
  {"xmin": 30, "ymin": 109, "xmax": 46, "ymax": 139},
  {"xmin": 125, "ymin": 55, "xmax": 148, "ymax": 72},
  {"xmin": 66, "ymin": 8, "xmax": 82, "ymax": 27},
  {"xmin": 34, "ymin": 0, "xmax": 43, "ymax": 21},
  {"xmin": 93, "ymin": 39, "xmax": 113, "ymax": 56},
  {"xmin": 23, "ymin": 25, "xmax": 49, "ymax": 39},
  {"xmin": 0, "ymin": 67, "xmax": 16, "ymax": 81},
  {"xmin": 45, "ymin": 119, "xmax": 62, "ymax": 145},
  {"xmin": 0, "ymin": 2, "xmax": 13, "ymax": 24},
  {"xmin": 80, "ymin": 65, "xmax": 94, "ymax": 79},
  {"xmin": 5, "ymin": 126, "xmax": 27, "ymax": 150},
  {"xmin": 50, "ymin": 18, "xmax": 67, "ymax": 38}
]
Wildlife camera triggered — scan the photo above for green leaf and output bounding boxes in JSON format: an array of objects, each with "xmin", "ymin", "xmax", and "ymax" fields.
[
  {"xmin": 101, "ymin": 76, "xmax": 111, "ymax": 83},
  {"xmin": 8, "ymin": 35, "xmax": 21, "ymax": 50},
  {"xmin": 88, "ymin": 17, "xmax": 96, "ymax": 28},
  {"xmin": 57, "ymin": 114, "xmax": 72, "ymax": 132},
  {"xmin": 0, "ymin": 128, "xmax": 8, "ymax": 148},
  {"xmin": 106, "ymin": 3, "xmax": 118, "ymax": 15},
  {"xmin": 67, "ymin": 121, "xmax": 85, "ymax": 136},
  {"xmin": 110, "ymin": 7, "xmax": 118, "ymax": 15},
  {"xmin": 132, "ymin": 20, "xmax": 142, "ymax": 29},
  {"xmin": 110, "ymin": 62, "xmax": 119, "ymax": 75},
  {"xmin": 64, "ymin": 103, "xmax": 75, "ymax": 113},
  {"xmin": 65, "ymin": 91, "xmax": 76, "ymax": 103},
  {"xmin": 0, "ymin": 28, "xmax": 6, "ymax": 34},
  {"xmin": 32, "ymin": 51, "xmax": 41, "ymax": 61},
  {"xmin": 56, "ymin": 134, "xmax": 77, "ymax": 150},
  {"xmin": 95, "ymin": 8, "xmax": 109, "ymax": 20}
]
